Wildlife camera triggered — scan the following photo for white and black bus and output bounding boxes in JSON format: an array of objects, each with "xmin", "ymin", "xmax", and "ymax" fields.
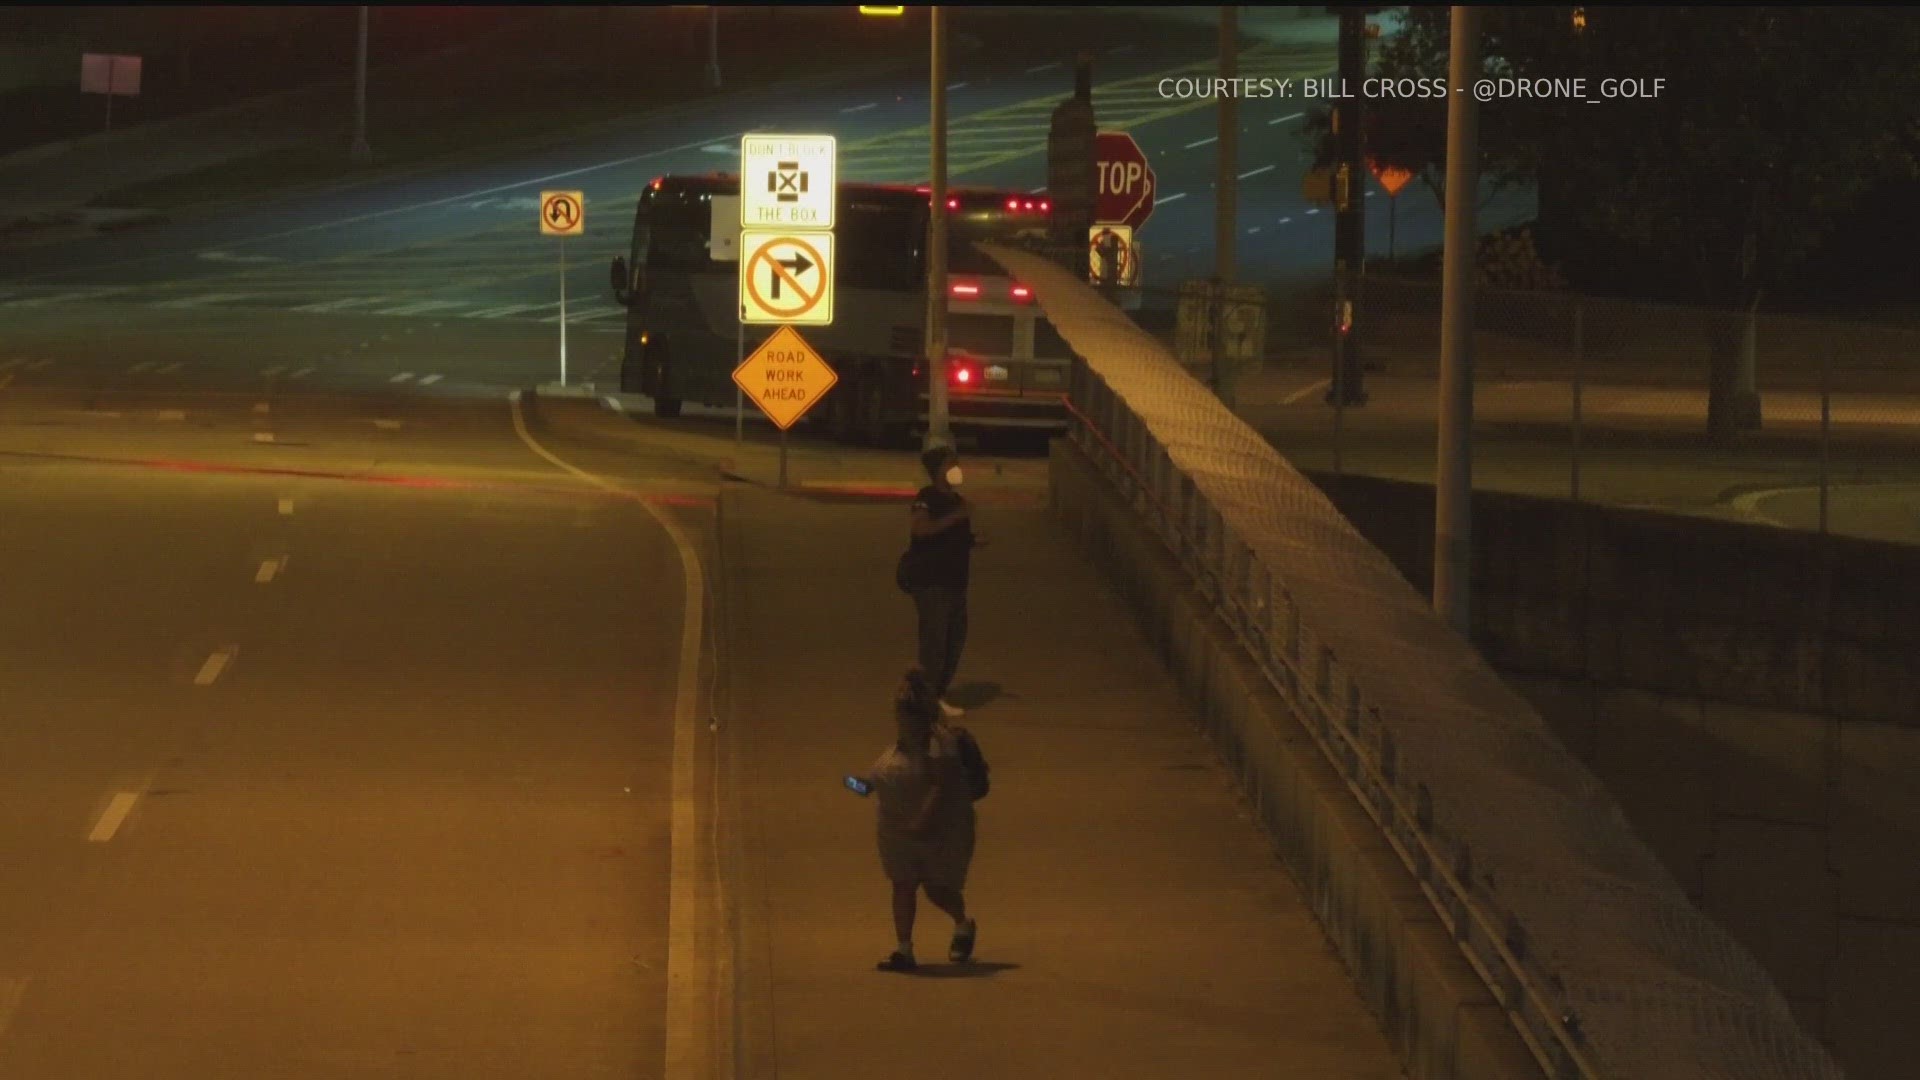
[{"xmin": 609, "ymin": 173, "xmax": 1075, "ymax": 445}]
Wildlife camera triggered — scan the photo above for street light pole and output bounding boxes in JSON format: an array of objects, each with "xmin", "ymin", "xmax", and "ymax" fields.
[
  {"xmin": 705, "ymin": 6, "xmax": 721, "ymax": 89},
  {"xmin": 1213, "ymin": 6, "xmax": 1239, "ymax": 406},
  {"xmin": 1433, "ymin": 5, "xmax": 1480, "ymax": 636},
  {"xmin": 924, "ymin": 5, "xmax": 952, "ymax": 450},
  {"xmin": 351, "ymin": 6, "xmax": 371, "ymax": 162}
]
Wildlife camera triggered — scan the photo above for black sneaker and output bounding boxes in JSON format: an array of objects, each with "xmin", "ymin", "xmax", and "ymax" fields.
[
  {"xmin": 876, "ymin": 950, "xmax": 917, "ymax": 973},
  {"xmin": 949, "ymin": 919, "xmax": 977, "ymax": 963}
]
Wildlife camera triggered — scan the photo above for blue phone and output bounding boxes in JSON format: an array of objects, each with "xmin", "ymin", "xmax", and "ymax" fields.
[{"xmin": 844, "ymin": 775, "xmax": 873, "ymax": 797}]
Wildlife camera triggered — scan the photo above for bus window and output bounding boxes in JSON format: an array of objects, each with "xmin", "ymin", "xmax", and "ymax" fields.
[
  {"xmin": 840, "ymin": 201, "xmax": 923, "ymax": 290},
  {"xmin": 949, "ymin": 313, "xmax": 1014, "ymax": 358},
  {"xmin": 644, "ymin": 189, "xmax": 711, "ymax": 270}
]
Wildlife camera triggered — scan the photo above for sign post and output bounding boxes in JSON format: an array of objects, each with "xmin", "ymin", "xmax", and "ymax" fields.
[
  {"xmin": 740, "ymin": 134, "xmax": 838, "ymax": 486},
  {"xmin": 80, "ymin": 53, "xmax": 142, "ymax": 135},
  {"xmin": 539, "ymin": 190, "xmax": 585, "ymax": 385}
]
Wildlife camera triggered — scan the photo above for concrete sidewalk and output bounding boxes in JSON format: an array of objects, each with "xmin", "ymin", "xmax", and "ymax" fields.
[{"xmin": 716, "ymin": 483, "xmax": 1403, "ymax": 1078}]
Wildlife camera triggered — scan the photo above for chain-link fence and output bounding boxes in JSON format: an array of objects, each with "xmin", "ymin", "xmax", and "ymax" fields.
[{"xmin": 1114, "ymin": 275, "xmax": 1920, "ymax": 548}]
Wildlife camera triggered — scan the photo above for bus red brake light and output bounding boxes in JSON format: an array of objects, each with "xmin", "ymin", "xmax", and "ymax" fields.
[
  {"xmin": 946, "ymin": 197, "xmax": 959, "ymax": 210},
  {"xmin": 1010, "ymin": 284, "xmax": 1033, "ymax": 303},
  {"xmin": 1039, "ymin": 199, "xmax": 1051, "ymax": 212},
  {"xmin": 950, "ymin": 282, "xmax": 980, "ymax": 298},
  {"xmin": 1005, "ymin": 197, "xmax": 1020, "ymax": 211},
  {"xmin": 951, "ymin": 361, "xmax": 975, "ymax": 386}
]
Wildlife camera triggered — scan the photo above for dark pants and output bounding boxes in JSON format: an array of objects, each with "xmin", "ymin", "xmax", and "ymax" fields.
[{"xmin": 912, "ymin": 585, "xmax": 969, "ymax": 697}]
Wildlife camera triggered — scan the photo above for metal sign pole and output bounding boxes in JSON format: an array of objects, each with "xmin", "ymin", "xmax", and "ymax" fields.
[
  {"xmin": 736, "ymin": 314, "xmax": 745, "ymax": 444},
  {"xmin": 779, "ymin": 428, "xmax": 789, "ymax": 489},
  {"xmin": 559, "ymin": 238, "xmax": 569, "ymax": 386}
]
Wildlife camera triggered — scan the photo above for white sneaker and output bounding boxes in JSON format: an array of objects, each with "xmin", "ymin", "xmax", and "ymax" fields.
[{"xmin": 938, "ymin": 699, "xmax": 965, "ymax": 718}]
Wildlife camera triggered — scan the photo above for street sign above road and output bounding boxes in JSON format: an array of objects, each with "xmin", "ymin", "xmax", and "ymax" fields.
[
  {"xmin": 1094, "ymin": 130, "xmax": 1156, "ymax": 231},
  {"xmin": 733, "ymin": 325, "xmax": 838, "ymax": 430},
  {"xmin": 539, "ymin": 190, "xmax": 584, "ymax": 236},
  {"xmin": 740, "ymin": 230, "xmax": 835, "ymax": 326},
  {"xmin": 741, "ymin": 134, "xmax": 837, "ymax": 230}
]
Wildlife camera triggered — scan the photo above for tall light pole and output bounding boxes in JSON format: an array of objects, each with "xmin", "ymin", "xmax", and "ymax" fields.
[
  {"xmin": 706, "ymin": 6, "xmax": 721, "ymax": 89},
  {"xmin": 1433, "ymin": 5, "xmax": 1479, "ymax": 636},
  {"xmin": 924, "ymin": 5, "xmax": 952, "ymax": 450},
  {"xmin": 1213, "ymin": 6, "xmax": 1239, "ymax": 405},
  {"xmin": 351, "ymin": 6, "xmax": 371, "ymax": 162}
]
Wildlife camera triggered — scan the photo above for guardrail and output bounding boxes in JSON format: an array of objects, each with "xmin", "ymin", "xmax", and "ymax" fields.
[{"xmin": 1065, "ymin": 360, "xmax": 1601, "ymax": 1080}]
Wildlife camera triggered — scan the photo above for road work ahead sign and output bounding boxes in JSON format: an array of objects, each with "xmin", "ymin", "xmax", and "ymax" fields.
[
  {"xmin": 740, "ymin": 134, "xmax": 837, "ymax": 229},
  {"xmin": 733, "ymin": 325, "xmax": 838, "ymax": 430}
]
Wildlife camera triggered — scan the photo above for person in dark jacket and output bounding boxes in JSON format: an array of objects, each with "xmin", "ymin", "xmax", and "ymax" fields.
[{"xmin": 904, "ymin": 444, "xmax": 982, "ymax": 718}]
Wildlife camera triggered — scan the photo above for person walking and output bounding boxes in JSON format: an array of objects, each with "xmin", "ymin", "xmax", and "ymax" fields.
[
  {"xmin": 864, "ymin": 669, "xmax": 978, "ymax": 973},
  {"xmin": 902, "ymin": 444, "xmax": 981, "ymax": 718}
]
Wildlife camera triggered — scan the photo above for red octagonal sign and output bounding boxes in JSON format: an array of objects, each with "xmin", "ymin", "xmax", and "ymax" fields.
[{"xmin": 1095, "ymin": 130, "xmax": 1156, "ymax": 231}]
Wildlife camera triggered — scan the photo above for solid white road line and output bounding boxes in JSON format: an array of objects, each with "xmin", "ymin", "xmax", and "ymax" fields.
[
  {"xmin": 1026, "ymin": 62, "xmax": 1062, "ymax": 74},
  {"xmin": 1269, "ymin": 111, "xmax": 1305, "ymax": 125},
  {"xmin": 194, "ymin": 649, "xmax": 233, "ymax": 686},
  {"xmin": 255, "ymin": 558, "xmax": 282, "ymax": 584},
  {"xmin": 89, "ymin": 792, "xmax": 140, "ymax": 843},
  {"xmin": 840, "ymin": 102, "xmax": 878, "ymax": 114},
  {"xmin": 1283, "ymin": 378, "xmax": 1332, "ymax": 405},
  {"xmin": 508, "ymin": 391, "xmax": 714, "ymax": 1079},
  {"xmin": 418, "ymin": 374, "xmax": 443, "ymax": 386},
  {"xmin": 1239, "ymin": 164, "xmax": 1276, "ymax": 180},
  {"xmin": 1159, "ymin": 192, "xmax": 1188, "ymax": 204},
  {"xmin": 1185, "ymin": 135, "xmax": 1218, "ymax": 149}
]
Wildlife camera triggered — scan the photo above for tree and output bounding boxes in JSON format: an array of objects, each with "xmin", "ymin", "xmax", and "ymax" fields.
[{"xmin": 1305, "ymin": 6, "xmax": 1920, "ymax": 440}]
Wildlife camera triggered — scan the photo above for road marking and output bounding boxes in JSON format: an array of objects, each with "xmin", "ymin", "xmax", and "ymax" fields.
[
  {"xmin": 1159, "ymin": 192, "xmax": 1188, "ymax": 204},
  {"xmin": 509, "ymin": 390, "xmax": 715, "ymax": 1079},
  {"xmin": 840, "ymin": 102, "xmax": 878, "ymax": 114},
  {"xmin": 1283, "ymin": 378, "xmax": 1332, "ymax": 405},
  {"xmin": 194, "ymin": 649, "xmax": 234, "ymax": 687},
  {"xmin": 1279, "ymin": 216, "xmax": 1293, "ymax": 224},
  {"xmin": 372, "ymin": 299, "xmax": 470, "ymax": 317},
  {"xmin": 290, "ymin": 297, "xmax": 381, "ymax": 314},
  {"xmin": 1185, "ymin": 135, "xmax": 1218, "ymax": 149},
  {"xmin": 948, "ymin": 82, "xmax": 969, "ymax": 91},
  {"xmin": 262, "ymin": 365, "xmax": 285, "ymax": 377},
  {"xmin": 700, "ymin": 144, "xmax": 740, "ymax": 156},
  {"xmin": 374, "ymin": 419, "xmax": 403, "ymax": 431},
  {"xmin": 390, "ymin": 372, "xmax": 414, "ymax": 384},
  {"xmin": 128, "ymin": 361, "xmax": 155, "ymax": 373},
  {"xmin": 468, "ymin": 302, "xmax": 553, "ymax": 319},
  {"xmin": 0, "ymin": 977, "xmax": 24, "ymax": 1038},
  {"xmin": 1305, "ymin": 207, "xmax": 1321, "ymax": 215},
  {"xmin": 156, "ymin": 409, "xmax": 186, "ymax": 421},
  {"xmin": 1247, "ymin": 226, "xmax": 1262, "ymax": 234},
  {"xmin": 543, "ymin": 303, "xmax": 622, "ymax": 324},
  {"xmin": 602, "ymin": 395, "xmax": 626, "ymax": 413},
  {"xmin": 253, "ymin": 432, "xmax": 275, "ymax": 443},
  {"xmin": 278, "ymin": 498, "xmax": 295, "ymax": 515},
  {"xmin": 290, "ymin": 367, "xmax": 314, "ymax": 379},
  {"xmin": 1269, "ymin": 111, "xmax": 1305, "ymax": 125},
  {"xmin": 89, "ymin": 792, "xmax": 141, "ymax": 842},
  {"xmin": 255, "ymin": 558, "xmax": 283, "ymax": 584},
  {"xmin": 1026, "ymin": 62, "xmax": 1062, "ymax": 74},
  {"xmin": 253, "ymin": 401, "xmax": 271, "ymax": 415},
  {"xmin": 418, "ymin": 373, "xmax": 443, "ymax": 386},
  {"xmin": 152, "ymin": 292, "xmax": 254, "ymax": 309},
  {"xmin": 155, "ymin": 361, "xmax": 183, "ymax": 375},
  {"xmin": 1238, "ymin": 164, "xmax": 1276, "ymax": 180}
]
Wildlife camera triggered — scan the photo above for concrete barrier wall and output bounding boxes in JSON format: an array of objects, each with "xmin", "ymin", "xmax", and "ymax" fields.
[
  {"xmin": 1304, "ymin": 471, "xmax": 1919, "ymax": 1080},
  {"xmin": 1051, "ymin": 440, "xmax": 1542, "ymax": 1080}
]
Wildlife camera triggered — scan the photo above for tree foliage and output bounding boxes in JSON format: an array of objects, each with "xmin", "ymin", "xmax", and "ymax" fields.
[{"xmin": 1302, "ymin": 6, "xmax": 1920, "ymax": 302}]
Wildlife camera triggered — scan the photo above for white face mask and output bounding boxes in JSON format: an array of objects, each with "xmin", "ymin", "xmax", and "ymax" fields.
[{"xmin": 945, "ymin": 466, "xmax": 964, "ymax": 487}]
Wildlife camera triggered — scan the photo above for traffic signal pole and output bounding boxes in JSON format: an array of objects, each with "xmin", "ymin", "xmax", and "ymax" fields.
[
  {"xmin": 1327, "ymin": 7, "xmax": 1368, "ymax": 407},
  {"xmin": 924, "ymin": 6, "xmax": 952, "ymax": 451}
]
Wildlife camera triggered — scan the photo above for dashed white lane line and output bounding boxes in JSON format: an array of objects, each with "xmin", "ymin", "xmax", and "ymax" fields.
[
  {"xmin": 390, "ymin": 372, "xmax": 414, "ymax": 384},
  {"xmin": 1305, "ymin": 207, "xmax": 1321, "ymax": 215},
  {"xmin": 840, "ymin": 102, "xmax": 878, "ymax": 114},
  {"xmin": 1269, "ymin": 111, "xmax": 1305, "ymax": 125},
  {"xmin": 255, "ymin": 558, "xmax": 283, "ymax": 585},
  {"xmin": 0, "ymin": 977, "xmax": 25, "ymax": 1038},
  {"xmin": 278, "ymin": 498, "xmax": 295, "ymax": 516},
  {"xmin": 1283, "ymin": 378, "xmax": 1332, "ymax": 405},
  {"xmin": 253, "ymin": 432, "xmax": 275, "ymax": 444},
  {"xmin": 1279, "ymin": 216, "xmax": 1293, "ymax": 224},
  {"xmin": 1239, "ymin": 164, "xmax": 1276, "ymax": 180},
  {"xmin": 948, "ymin": 82, "xmax": 969, "ymax": 91},
  {"xmin": 1159, "ymin": 192, "xmax": 1188, "ymax": 204},
  {"xmin": 194, "ymin": 648, "xmax": 234, "ymax": 686},
  {"xmin": 1185, "ymin": 135, "xmax": 1218, "ymax": 149},
  {"xmin": 1247, "ymin": 226, "xmax": 1262, "ymax": 234},
  {"xmin": 289, "ymin": 367, "xmax": 314, "ymax": 379},
  {"xmin": 418, "ymin": 374, "xmax": 443, "ymax": 386},
  {"xmin": 88, "ymin": 792, "xmax": 141, "ymax": 842},
  {"xmin": 1026, "ymin": 61, "xmax": 1062, "ymax": 74}
]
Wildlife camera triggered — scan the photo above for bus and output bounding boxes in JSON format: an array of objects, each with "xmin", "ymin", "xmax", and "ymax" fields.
[{"xmin": 608, "ymin": 173, "xmax": 1076, "ymax": 445}]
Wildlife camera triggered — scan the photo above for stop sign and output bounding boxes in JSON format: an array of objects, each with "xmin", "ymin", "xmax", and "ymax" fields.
[{"xmin": 1094, "ymin": 130, "xmax": 1156, "ymax": 230}]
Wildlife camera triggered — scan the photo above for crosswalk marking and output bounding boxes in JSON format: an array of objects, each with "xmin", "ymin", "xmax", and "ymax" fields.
[
  {"xmin": 469, "ymin": 302, "xmax": 554, "ymax": 318},
  {"xmin": 372, "ymin": 299, "xmax": 470, "ymax": 316},
  {"xmin": 290, "ymin": 297, "xmax": 382, "ymax": 313},
  {"xmin": 152, "ymin": 292, "xmax": 257, "ymax": 309},
  {"xmin": 390, "ymin": 372, "xmax": 414, "ymax": 384},
  {"xmin": 418, "ymin": 373, "xmax": 443, "ymax": 386},
  {"xmin": 542, "ymin": 302, "xmax": 622, "ymax": 324}
]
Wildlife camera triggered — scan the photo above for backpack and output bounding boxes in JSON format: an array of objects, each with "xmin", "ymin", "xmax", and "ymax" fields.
[{"xmin": 946, "ymin": 725, "xmax": 990, "ymax": 801}]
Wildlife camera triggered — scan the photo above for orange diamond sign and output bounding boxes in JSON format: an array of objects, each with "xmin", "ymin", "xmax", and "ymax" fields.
[
  {"xmin": 1368, "ymin": 160, "xmax": 1414, "ymax": 197},
  {"xmin": 732, "ymin": 325, "xmax": 838, "ymax": 431}
]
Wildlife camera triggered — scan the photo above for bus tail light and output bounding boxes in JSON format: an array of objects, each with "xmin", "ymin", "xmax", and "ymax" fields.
[
  {"xmin": 950, "ymin": 281, "xmax": 980, "ymax": 298},
  {"xmin": 950, "ymin": 360, "xmax": 977, "ymax": 387},
  {"xmin": 1009, "ymin": 284, "xmax": 1033, "ymax": 304}
]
